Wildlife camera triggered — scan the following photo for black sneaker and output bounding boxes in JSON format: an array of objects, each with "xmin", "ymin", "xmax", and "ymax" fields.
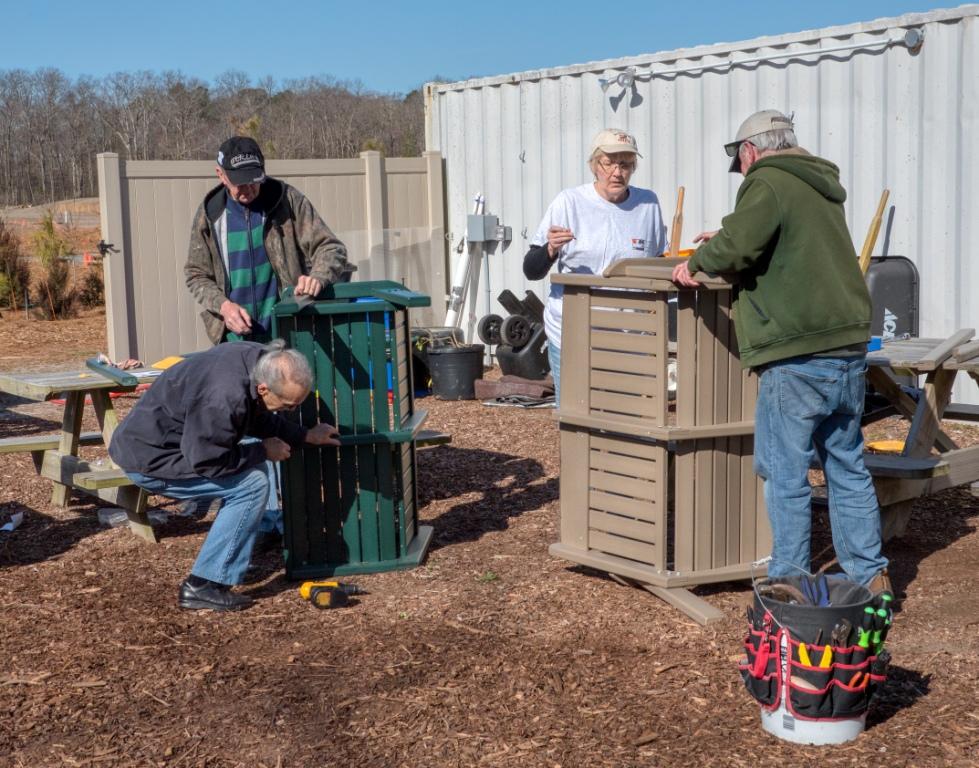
[{"xmin": 178, "ymin": 578, "xmax": 254, "ymax": 612}]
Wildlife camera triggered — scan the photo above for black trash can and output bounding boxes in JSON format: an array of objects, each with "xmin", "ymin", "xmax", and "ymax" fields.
[
  {"xmin": 427, "ymin": 344, "xmax": 485, "ymax": 399},
  {"xmin": 411, "ymin": 327, "xmax": 465, "ymax": 393}
]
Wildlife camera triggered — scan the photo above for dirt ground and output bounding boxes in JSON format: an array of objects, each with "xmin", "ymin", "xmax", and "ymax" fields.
[{"xmin": 1, "ymin": 311, "xmax": 978, "ymax": 768}]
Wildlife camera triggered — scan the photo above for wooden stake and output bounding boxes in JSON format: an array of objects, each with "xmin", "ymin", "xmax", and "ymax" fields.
[
  {"xmin": 668, "ymin": 186, "xmax": 685, "ymax": 258},
  {"xmin": 858, "ymin": 189, "xmax": 890, "ymax": 274}
]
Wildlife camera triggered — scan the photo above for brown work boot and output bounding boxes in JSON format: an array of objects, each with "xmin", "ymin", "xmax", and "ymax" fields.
[{"xmin": 866, "ymin": 569, "xmax": 893, "ymax": 598}]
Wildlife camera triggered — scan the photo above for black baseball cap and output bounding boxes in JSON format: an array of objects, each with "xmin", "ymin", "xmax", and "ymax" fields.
[{"xmin": 217, "ymin": 136, "xmax": 266, "ymax": 185}]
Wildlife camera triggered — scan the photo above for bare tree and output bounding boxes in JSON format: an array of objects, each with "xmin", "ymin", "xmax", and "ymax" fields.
[{"xmin": 0, "ymin": 67, "xmax": 429, "ymax": 206}]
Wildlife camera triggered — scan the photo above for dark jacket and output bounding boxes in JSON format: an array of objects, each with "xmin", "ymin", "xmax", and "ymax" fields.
[
  {"xmin": 185, "ymin": 178, "xmax": 351, "ymax": 344},
  {"xmin": 108, "ymin": 343, "xmax": 307, "ymax": 480},
  {"xmin": 686, "ymin": 149, "xmax": 871, "ymax": 369}
]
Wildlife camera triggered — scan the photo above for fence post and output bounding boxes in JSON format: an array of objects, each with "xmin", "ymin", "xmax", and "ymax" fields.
[
  {"xmin": 424, "ymin": 151, "xmax": 446, "ymax": 318},
  {"xmin": 360, "ymin": 150, "xmax": 386, "ymax": 281},
  {"xmin": 96, "ymin": 153, "xmax": 132, "ymax": 360}
]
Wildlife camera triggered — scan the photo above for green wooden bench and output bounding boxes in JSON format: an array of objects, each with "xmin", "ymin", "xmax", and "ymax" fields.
[{"xmin": 415, "ymin": 429, "xmax": 452, "ymax": 449}]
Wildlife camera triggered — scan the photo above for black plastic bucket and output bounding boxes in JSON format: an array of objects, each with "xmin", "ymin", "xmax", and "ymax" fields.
[
  {"xmin": 410, "ymin": 327, "xmax": 466, "ymax": 393},
  {"xmin": 753, "ymin": 575, "xmax": 875, "ymax": 644},
  {"xmin": 427, "ymin": 344, "xmax": 485, "ymax": 400}
]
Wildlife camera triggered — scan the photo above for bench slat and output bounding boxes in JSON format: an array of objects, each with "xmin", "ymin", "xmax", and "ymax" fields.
[
  {"xmin": 863, "ymin": 453, "xmax": 949, "ymax": 479},
  {"xmin": 73, "ymin": 468, "xmax": 133, "ymax": 490},
  {"xmin": 415, "ymin": 429, "xmax": 452, "ymax": 448},
  {"xmin": 0, "ymin": 431, "xmax": 103, "ymax": 454}
]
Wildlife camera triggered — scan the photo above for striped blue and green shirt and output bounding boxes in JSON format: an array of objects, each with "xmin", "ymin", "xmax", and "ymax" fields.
[{"xmin": 224, "ymin": 198, "xmax": 278, "ymax": 343}]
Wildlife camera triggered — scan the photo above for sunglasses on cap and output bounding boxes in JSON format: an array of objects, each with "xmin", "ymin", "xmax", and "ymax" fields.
[{"xmin": 724, "ymin": 140, "xmax": 746, "ymax": 158}]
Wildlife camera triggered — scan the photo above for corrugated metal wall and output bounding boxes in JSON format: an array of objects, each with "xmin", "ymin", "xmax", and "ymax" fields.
[
  {"xmin": 98, "ymin": 152, "xmax": 445, "ymax": 363},
  {"xmin": 425, "ymin": 5, "xmax": 979, "ymax": 403}
]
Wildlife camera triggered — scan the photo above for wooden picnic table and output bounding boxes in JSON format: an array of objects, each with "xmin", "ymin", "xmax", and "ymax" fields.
[
  {"xmin": 864, "ymin": 329, "xmax": 979, "ymax": 538},
  {"xmin": 0, "ymin": 364, "xmax": 162, "ymax": 542}
]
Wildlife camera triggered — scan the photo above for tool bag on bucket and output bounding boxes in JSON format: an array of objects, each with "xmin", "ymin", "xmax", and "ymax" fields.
[{"xmin": 740, "ymin": 568, "xmax": 892, "ymax": 721}]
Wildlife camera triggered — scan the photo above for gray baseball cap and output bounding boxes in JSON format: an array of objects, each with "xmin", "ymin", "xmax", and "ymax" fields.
[{"xmin": 724, "ymin": 110, "xmax": 794, "ymax": 172}]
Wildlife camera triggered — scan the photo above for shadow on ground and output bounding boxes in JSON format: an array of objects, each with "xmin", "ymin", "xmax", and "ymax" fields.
[
  {"xmin": 418, "ymin": 445, "xmax": 557, "ymax": 549},
  {"xmin": 0, "ymin": 501, "xmax": 101, "ymax": 568},
  {"xmin": 867, "ymin": 663, "xmax": 932, "ymax": 729}
]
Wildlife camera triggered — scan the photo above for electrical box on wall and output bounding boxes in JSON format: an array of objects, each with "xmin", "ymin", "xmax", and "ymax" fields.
[
  {"xmin": 467, "ymin": 214, "xmax": 511, "ymax": 244},
  {"xmin": 467, "ymin": 214, "xmax": 498, "ymax": 242}
]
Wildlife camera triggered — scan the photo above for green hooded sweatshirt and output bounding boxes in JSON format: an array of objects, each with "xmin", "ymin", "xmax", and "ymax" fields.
[{"xmin": 686, "ymin": 149, "xmax": 871, "ymax": 369}]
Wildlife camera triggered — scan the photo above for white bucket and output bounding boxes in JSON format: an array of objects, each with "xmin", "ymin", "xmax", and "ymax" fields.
[
  {"xmin": 759, "ymin": 633, "xmax": 866, "ymax": 745},
  {"xmin": 760, "ymin": 697, "xmax": 866, "ymax": 745}
]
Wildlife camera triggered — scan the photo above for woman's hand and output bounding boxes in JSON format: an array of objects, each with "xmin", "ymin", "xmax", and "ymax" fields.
[
  {"xmin": 546, "ymin": 226, "xmax": 575, "ymax": 258},
  {"xmin": 671, "ymin": 261, "xmax": 702, "ymax": 288},
  {"xmin": 693, "ymin": 230, "xmax": 718, "ymax": 244}
]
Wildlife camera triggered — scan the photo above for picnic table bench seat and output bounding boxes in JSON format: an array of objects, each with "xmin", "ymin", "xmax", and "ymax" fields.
[
  {"xmin": 0, "ymin": 431, "xmax": 104, "ymax": 455},
  {"xmin": 72, "ymin": 467, "xmax": 135, "ymax": 490},
  {"xmin": 0, "ymin": 431, "xmax": 105, "ymax": 472}
]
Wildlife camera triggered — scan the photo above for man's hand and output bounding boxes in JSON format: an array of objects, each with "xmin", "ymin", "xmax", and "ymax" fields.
[
  {"xmin": 546, "ymin": 226, "xmax": 575, "ymax": 259},
  {"xmin": 295, "ymin": 275, "xmax": 323, "ymax": 297},
  {"xmin": 693, "ymin": 230, "xmax": 719, "ymax": 244},
  {"xmin": 263, "ymin": 437, "xmax": 292, "ymax": 462},
  {"xmin": 306, "ymin": 423, "xmax": 341, "ymax": 447},
  {"xmin": 220, "ymin": 299, "xmax": 253, "ymax": 335},
  {"xmin": 672, "ymin": 260, "xmax": 702, "ymax": 288}
]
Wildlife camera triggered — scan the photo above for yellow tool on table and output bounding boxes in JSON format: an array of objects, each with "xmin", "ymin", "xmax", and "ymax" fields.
[
  {"xmin": 298, "ymin": 580, "xmax": 365, "ymax": 609},
  {"xmin": 152, "ymin": 356, "xmax": 185, "ymax": 370}
]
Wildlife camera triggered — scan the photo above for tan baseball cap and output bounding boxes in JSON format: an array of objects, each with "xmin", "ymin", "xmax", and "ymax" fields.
[
  {"xmin": 724, "ymin": 110, "xmax": 794, "ymax": 172},
  {"xmin": 590, "ymin": 129, "xmax": 642, "ymax": 158}
]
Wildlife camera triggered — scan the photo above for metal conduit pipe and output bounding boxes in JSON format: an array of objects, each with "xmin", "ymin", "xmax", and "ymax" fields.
[{"xmin": 599, "ymin": 28, "xmax": 924, "ymax": 91}]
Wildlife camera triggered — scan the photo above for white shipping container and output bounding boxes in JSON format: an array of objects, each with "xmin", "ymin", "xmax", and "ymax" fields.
[{"xmin": 425, "ymin": 4, "xmax": 979, "ymax": 404}]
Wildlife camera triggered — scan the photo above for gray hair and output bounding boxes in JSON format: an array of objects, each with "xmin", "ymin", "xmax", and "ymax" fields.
[
  {"xmin": 251, "ymin": 339, "xmax": 314, "ymax": 394},
  {"xmin": 748, "ymin": 127, "xmax": 798, "ymax": 152}
]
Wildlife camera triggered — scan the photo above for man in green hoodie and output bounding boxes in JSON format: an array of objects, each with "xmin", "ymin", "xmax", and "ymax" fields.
[{"xmin": 672, "ymin": 110, "xmax": 890, "ymax": 596}]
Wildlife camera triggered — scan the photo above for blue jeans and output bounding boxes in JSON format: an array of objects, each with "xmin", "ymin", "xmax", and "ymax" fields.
[
  {"xmin": 754, "ymin": 355, "xmax": 887, "ymax": 586},
  {"xmin": 240, "ymin": 438, "xmax": 282, "ymax": 534},
  {"xmin": 127, "ymin": 467, "xmax": 271, "ymax": 585},
  {"xmin": 547, "ymin": 341, "xmax": 561, "ymax": 405}
]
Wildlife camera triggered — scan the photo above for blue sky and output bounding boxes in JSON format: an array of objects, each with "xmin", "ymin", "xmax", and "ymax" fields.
[{"xmin": 9, "ymin": 1, "xmax": 949, "ymax": 94}]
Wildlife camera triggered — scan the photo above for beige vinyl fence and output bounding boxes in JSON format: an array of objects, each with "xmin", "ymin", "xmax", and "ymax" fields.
[{"xmin": 97, "ymin": 151, "xmax": 447, "ymax": 363}]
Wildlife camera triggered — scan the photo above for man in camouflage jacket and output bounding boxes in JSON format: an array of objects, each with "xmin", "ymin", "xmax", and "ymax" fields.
[{"xmin": 185, "ymin": 136, "xmax": 352, "ymax": 344}]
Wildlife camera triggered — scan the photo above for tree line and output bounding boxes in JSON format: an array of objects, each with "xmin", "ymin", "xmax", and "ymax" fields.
[{"xmin": 0, "ymin": 68, "xmax": 427, "ymax": 207}]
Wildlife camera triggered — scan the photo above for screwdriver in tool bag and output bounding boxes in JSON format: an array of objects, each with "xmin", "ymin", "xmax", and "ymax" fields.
[
  {"xmin": 872, "ymin": 608, "xmax": 889, "ymax": 652},
  {"xmin": 857, "ymin": 606, "xmax": 876, "ymax": 649}
]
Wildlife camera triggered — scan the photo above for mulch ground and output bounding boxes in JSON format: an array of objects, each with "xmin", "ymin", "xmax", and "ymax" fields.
[{"xmin": 1, "ymin": 311, "xmax": 978, "ymax": 768}]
